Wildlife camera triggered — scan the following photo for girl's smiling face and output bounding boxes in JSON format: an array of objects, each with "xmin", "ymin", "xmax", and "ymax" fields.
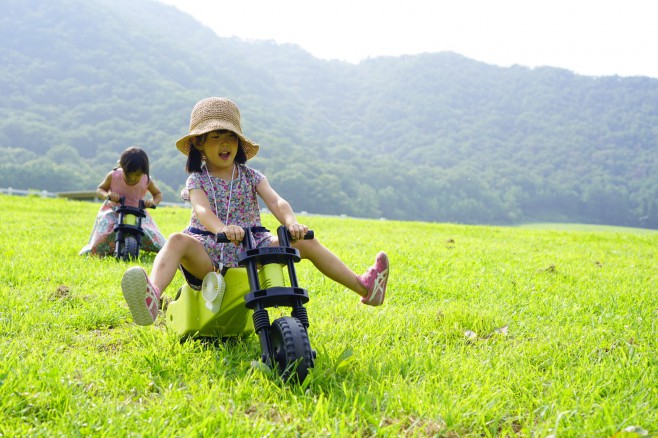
[{"xmin": 201, "ymin": 130, "xmax": 239, "ymax": 173}]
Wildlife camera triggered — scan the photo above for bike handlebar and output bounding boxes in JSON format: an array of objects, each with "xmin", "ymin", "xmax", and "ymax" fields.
[
  {"xmin": 118, "ymin": 196, "xmax": 156, "ymax": 209},
  {"xmin": 216, "ymin": 226, "xmax": 314, "ymax": 243}
]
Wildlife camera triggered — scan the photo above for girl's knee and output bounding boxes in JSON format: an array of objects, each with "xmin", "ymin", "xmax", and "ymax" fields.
[
  {"xmin": 164, "ymin": 232, "xmax": 197, "ymax": 249},
  {"xmin": 294, "ymin": 238, "xmax": 314, "ymax": 248},
  {"xmin": 294, "ymin": 238, "xmax": 322, "ymax": 258}
]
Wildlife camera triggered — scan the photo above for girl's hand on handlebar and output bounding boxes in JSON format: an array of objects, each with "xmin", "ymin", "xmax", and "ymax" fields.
[
  {"xmin": 143, "ymin": 199, "xmax": 156, "ymax": 208},
  {"xmin": 221, "ymin": 225, "xmax": 244, "ymax": 245},
  {"xmin": 107, "ymin": 191, "xmax": 119, "ymax": 202},
  {"xmin": 287, "ymin": 223, "xmax": 308, "ymax": 241}
]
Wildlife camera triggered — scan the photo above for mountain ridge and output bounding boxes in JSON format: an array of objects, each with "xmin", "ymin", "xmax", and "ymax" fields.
[{"xmin": 1, "ymin": 0, "xmax": 657, "ymax": 227}]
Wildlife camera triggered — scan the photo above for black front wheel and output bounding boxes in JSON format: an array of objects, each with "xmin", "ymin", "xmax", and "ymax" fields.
[
  {"xmin": 270, "ymin": 316, "xmax": 314, "ymax": 383},
  {"xmin": 118, "ymin": 236, "xmax": 139, "ymax": 261}
]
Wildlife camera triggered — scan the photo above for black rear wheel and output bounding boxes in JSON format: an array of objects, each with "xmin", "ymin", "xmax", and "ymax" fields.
[{"xmin": 270, "ymin": 316, "xmax": 314, "ymax": 383}]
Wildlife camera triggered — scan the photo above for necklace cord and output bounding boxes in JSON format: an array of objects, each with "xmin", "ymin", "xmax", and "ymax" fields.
[{"xmin": 205, "ymin": 163, "xmax": 239, "ymax": 271}]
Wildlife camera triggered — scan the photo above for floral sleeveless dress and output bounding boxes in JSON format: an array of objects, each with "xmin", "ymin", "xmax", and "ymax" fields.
[
  {"xmin": 79, "ymin": 169, "xmax": 166, "ymax": 256},
  {"xmin": 181, "ymin": 164, "xmax": 273, "ymax": 269}
]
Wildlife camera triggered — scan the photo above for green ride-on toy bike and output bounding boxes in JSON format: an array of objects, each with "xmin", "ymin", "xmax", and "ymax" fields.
[
  {"xmin": 113, "ymin": 196, "xmax": 154, "ymax": 261},
  {"xmin": 166, "ymin": 225, "xmax": 316, "ymax": 383}
]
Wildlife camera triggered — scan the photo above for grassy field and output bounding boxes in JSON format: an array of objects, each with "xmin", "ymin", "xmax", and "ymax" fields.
[
  {"xmin": 518, "ymin": 222, "xmax": 658, "ymax": 235},
  {"xmin": 1, "ymin": 194, "xmax": 657, "ymax": 437}
]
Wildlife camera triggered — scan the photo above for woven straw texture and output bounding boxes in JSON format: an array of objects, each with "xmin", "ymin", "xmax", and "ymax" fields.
[{"xmin": 176, "ymin": 97, "xmax": 259, "ymax": 160}]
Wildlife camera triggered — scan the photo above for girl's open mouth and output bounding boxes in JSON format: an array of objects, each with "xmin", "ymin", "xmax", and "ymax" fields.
[{"xmin": 219, "ymin": 152, "xmax": 231, "ymax": 159}]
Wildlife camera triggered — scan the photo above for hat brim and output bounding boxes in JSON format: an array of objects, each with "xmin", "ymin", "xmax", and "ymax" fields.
[{"xmin": 176, "ymin": 121, "xmax": 259, "ymax": 160}]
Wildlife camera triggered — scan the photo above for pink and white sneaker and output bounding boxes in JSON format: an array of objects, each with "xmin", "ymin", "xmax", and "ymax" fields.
[
  {"xmin": 357, "ymin": 251, "xmax": 389, "ymax": 306},
  {"xmin": 121, "ymin": 266, "xmax": 160, "ymax": 325}
]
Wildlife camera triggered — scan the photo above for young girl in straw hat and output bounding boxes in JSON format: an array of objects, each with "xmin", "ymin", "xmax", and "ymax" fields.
[
  {"xmin": 121, "ymin": 97, "xmax": 389, "ymax": 326},
  {"xmin": 80, "ymin": 146, "xmax": 166, "ymax": 257}
]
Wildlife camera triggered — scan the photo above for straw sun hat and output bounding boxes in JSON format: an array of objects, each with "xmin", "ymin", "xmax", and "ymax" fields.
[{"xmin": 175, "ymin": 97, "xmax": 259, "ymax": 160}]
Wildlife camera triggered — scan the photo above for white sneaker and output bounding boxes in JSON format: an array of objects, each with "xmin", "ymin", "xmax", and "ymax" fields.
[{"xmin": 121, "ymin": 267, "xmax": 160, "ymax": 325}]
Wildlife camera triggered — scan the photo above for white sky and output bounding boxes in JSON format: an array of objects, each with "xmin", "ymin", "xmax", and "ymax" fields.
[{"xmin": 158, "ymin": 0, "xmax": 658, "ymax": 78}]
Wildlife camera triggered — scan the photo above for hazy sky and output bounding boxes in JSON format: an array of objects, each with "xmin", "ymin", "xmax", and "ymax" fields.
[{"xmin": 158, "ymin": 0, "xmax": 658, "ymax": 78}]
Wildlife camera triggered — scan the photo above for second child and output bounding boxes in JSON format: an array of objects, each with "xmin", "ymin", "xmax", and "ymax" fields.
[{"xmin": 80, "ymin": 147, "xmax": 166, "ymax": 257}]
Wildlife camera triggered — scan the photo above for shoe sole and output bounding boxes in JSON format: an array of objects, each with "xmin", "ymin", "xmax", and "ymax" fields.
[{"xmin": 121, "ymin": 267, "xmax": 156, "ymax": 326}]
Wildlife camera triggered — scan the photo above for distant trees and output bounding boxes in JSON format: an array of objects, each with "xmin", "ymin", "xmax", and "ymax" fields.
[{"xmin": 1, "ymin": 0, "xmax": 658, "ymax": 228}]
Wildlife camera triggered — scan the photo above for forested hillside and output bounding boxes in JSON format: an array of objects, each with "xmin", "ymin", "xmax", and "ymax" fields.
[{"xmin": 2, "ymin": 0, "xmax": 658, "ymax": 228}]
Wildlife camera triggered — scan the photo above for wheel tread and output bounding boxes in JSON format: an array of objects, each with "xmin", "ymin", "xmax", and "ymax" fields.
[{"xmin": 271, "ymin": 317, "xmax": 314, "ymax": 383}]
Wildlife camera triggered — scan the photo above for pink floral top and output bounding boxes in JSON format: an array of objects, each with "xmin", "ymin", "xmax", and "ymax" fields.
[{"xmin": 181, "ymin": 164, "xmax": 273, "ymax": 268}]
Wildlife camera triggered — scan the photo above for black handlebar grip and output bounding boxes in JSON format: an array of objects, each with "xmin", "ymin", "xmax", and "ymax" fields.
[
  {"xmin": 286, "ymin": 230, "xmax": 314, "ymax": 241},
  {"xmin": 216, "ymin": 229, "xmax": 313, "ymax": 243}
]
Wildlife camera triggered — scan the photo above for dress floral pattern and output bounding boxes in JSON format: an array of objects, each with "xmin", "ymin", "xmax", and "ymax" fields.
[
  {"xmin": 182, "ymin": 164, "xmax": 273, "ymax": 269},
  {"xmin": 79, "ymin": 201, "xmax": 166, "ymax": 256}
]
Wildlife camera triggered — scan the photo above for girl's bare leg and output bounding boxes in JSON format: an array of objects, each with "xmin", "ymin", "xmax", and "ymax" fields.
[
  {"xmin": 123, "ymin": 233, "xmax": 215, "ymax": 326},
  {"xmin": 272, "ymin": 238, "xmax": 368, "ymax": 297},
  {"xmin": 150, "ymin": 232, "xmax": 214, "ymax": 294}
]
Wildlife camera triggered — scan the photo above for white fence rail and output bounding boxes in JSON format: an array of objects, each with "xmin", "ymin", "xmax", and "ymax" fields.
[
  {"xmin": 0, "ymin": 187, "xmax": 57, "ymax": 198},
  {"xmin": 0, "ymin": 187, "xmax": 186, "ymax": 207}
]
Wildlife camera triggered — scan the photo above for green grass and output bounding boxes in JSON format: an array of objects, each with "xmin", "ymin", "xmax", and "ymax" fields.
[
  {"xmin": 518, "ymin": 222, "xmax": 658, "ymax": 234},
  {"xmin": 1, "ymin": 194, "xmax": 658, "ymax": 437}
]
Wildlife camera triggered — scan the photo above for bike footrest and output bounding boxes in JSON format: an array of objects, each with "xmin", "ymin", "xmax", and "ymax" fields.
[
  {"xmin": 244, "ymin": 286, "xmax": 309, "ymax": 309},
  {"xmin": 114, "ymin": 224, "xmax": 145, "ymax": 235},
  {"xmin": 238, "ymin": 247, "xmax": 301, "ymax": 265}
]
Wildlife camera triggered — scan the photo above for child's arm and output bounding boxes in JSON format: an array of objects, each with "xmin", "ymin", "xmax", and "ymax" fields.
[
  {"xmin": 189, "ymin": 188, "xmax": 244, "ymax": 244},
  {"xmin": 145, "ymin": 179, "xmax": 163, "ymax": 208},
  {"xmin": 97, "ymin": 172, "xmax": 118, "ymax": 202},
  {"xmin": 256, "ymin": 178, "xmax": 308, "ymax": 241},
  {"xmin": 189, "ymin": 188, "xmax": 221, "ymax": 232}
]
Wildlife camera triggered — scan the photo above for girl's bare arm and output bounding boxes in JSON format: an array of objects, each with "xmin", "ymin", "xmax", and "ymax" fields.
[
  {"xmin": 96, "ymin": 172, "xmax": 115, "ymax": 201},
  {"xmin": 146, "ymin": 179, "xmax": 163, "ymax": 207},
  {"xmin": 256, "ymin": 178, "xmax": 307, "ymax": 240}
]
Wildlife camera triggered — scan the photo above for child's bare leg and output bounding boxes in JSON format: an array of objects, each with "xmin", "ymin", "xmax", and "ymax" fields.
[
  {"xmin": 122, "ymin": 233, "xmax": 215, "ymax": 326},
  {"xmin": 150, "ymin": 233, "xmax": 214, "ymax": 294},
  {"xmin": 284, "ymin": 239, "xmax": 368, "ymax": 297}
]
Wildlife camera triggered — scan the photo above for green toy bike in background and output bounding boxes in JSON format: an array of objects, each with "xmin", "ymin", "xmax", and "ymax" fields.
[{"xmin": 113, "ymin": 196, "xmax": 154, "ymax": 261}]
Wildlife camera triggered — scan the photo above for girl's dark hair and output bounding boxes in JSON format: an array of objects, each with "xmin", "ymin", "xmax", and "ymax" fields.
[
  {"xmin": 185, "ymin": 132, "xmax": 248, "ymax": 173},
  {"xmin": 118, "ymin": 147, "xmax": 150, "ymax": 180}
]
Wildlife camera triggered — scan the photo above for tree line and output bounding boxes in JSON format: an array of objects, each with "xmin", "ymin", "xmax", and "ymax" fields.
[{"xmin": 1, "ymin": 0, "xmax": 657, "ymax": 228}]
